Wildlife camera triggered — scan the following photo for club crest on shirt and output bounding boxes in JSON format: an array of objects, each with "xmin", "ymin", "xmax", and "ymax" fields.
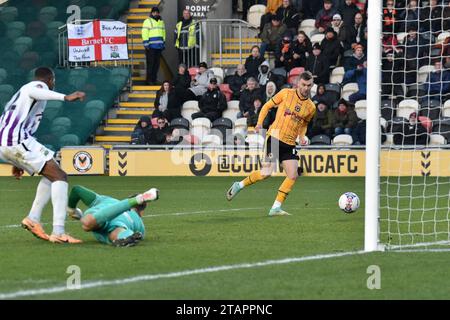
[{"xmin": 295, "ymin": 104, "xmax": 301, "ymax": 112}]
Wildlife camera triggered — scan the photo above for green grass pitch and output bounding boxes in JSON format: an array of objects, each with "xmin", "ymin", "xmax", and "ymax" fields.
[{"xmin": 0, "ymin": 176, "xmax": 449, "ymax": 299}]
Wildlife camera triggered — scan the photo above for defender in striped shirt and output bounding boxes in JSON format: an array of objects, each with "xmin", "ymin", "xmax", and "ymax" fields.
[
  {"xmin": 227, "ymin": 71, "xmax": 316, "ymax": 216},
  {"xmin": 0, "ymin": 67, "xmax": 85, "ymax": 243}
]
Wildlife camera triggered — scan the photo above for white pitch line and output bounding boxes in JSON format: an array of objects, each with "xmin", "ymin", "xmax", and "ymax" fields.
[{"xmin": 0, "ymin": 250, "xmax": 366, "ymax": 299}]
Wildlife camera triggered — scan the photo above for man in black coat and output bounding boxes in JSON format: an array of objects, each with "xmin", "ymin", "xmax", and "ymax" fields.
[
  {"xmin": 305, "ymin": 43, "xmax": 330, "ymax": 84},
  {"xmin": 238, "ymin": 77, "xmax": 262, "ymax": 118},
  {"xmin": 192, "ymin": 78, "xmax": 227, "ymax": 122},
  {"xmin": 226, "ymin": 64, "xmax": 248, "ymax": 100}
]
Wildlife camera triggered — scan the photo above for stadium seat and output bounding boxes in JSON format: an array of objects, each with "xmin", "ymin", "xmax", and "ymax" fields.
[
  {"xmin": 51, "ymin": 117, "xmax": 72, "ymax": 136},
  {"xmin": 310, "ymin": 33, "xmax": 324, "ymax": 45},
  {"xmin": 233, "ymin": 117, "xmax": 247, "ymax": 135},
  {"xmin": 247, "ymin": 4, "xmax": 266, "ymax": 28},
  {"xmin": 299, "ymin": 19, "xmax": 316, "ymax": 37},
  {"xmin": 272, "ymin": 67, "xmax": 287, "ymax": 78},
  {"xmin": 7, "ymin": 22, "xmax": 26, "ymax": 40},
  {"xmin": 419, "ymin": 99, "xmax": 441, "ymax": 120},
  {"xmin": 59, "ymin": 134, "xmax": 80, "ymax": 148},
  {"xmin": 202, "ymin": 134, "xmax": 222, "ymax": 147},
  {"xmin": 325, "ymin": 83, "xmax": 341, "ymax": 102},
  {"xmin": 0, "ymin": 68, "xmax": 7, "ymax": 84},
  {"xmin": 46, "ymin": 21, "xmax": 64, "ymax": 40},
  {"xmin": 418, "ymin": 116, "xmax": 432, "ymax": 133},
  {"xmin": 287, "ymin": 67, "xmax": 304, "ymax": 85},
  {"xmin": 329, "ymin": 67, "xmax": 345, "ymax": 84},
  {"xmin": 417, "ymin": 65, "xmax": 435, "ymax": 84},
  {"xmin": 383, "ymin": 133, "xmax": 394, "ymax": 145},
  {"xmin": 332, "ymin": 134, "xmax": 353, "ymax": 145},
  {"xmin": 354, "ymin": 100, "xmax": 367, "ymax": 120},
  {"xmin": 397, "ymin": 99, "xmax": 419, "ymax": 118},
  {"xmin": 396, "ymin": 32, "xmax": 408, "ymax": 44},
  {"xmin": 212, "ymin": 117, "xmax": 233, "ymax": 143},
  {"xmin": 81, "ymin": 6, "xmax": 98, "ymax": 20},
  {"xmin": 43, "ymin": 101, "xmax": 64, "ymax": 121},
  {"xmin": 226, "ymin": 100, "xmax": 240, "ymax": 112},
  {"xmin": 0, "ymin": 84, "xmax": 14, "ymax": 102},
  {"xmin": 443, "ymin": 100, "xmax": 450, "ymax": 118},
  {"xmin": 310, "ymin": 134, "xmax": 331, "ymax": 145},
  {"xmin": 380, "ymin": 117, "xmax": 387, "ymax": 130},
  {"xmin": 39, "ymin": 6, "xmax": 58, "ymax": 24},
  {"xmin": 437, "ymin": 31, "xmax": 450, "ymax": 43},
  {"xmin": 191, "ymin": 117, "xmax": 211, "ymax": 142},
  {"xmin": 246, "ymin": 134, "xmax": 264, "ymax": 149},
  {"xmin": 429, "ymin": 134, "xmax": 447, "ymax": 145},
  {"xmin": 219, "ymin": 84, "xmax": 233, "ymax": 101},
  {"xmin": 310, "ymin": 83, "xmax": 317, "ymax": 97},
  {"xmin": 381, "ymin": 99, "xmax": 396, "ymax": 121},
  {"xmin": 188, "ymin": 67, "xmax": 199, "ymax": 80},
  {"xmin": 0, "ymin": 7, "xmax": 19, "ymax": 24},
  {"xmin": 170, "ymin": 117, "xmax": 190, "ymax": 132},
  {"xmin": 13, "ymin": 37, "xmax": 33, "ymax": 56},
  {"xmin": 342, "ymin": 83, "xmax": 358, "ymax": 100},
  {"xmin": 222, "ymin": 109, "xmax": 239, "ymax": 122},
  {"xmin": 209, "ymin": 67, "xmax": 224, "ymax": 84},
  {"xmin": 181, "ymin": 100, "xmax": 200, "ymax": 122},
  {"xmin": 406, "ymin": 84, "xmax": 426, "ymax": 98}
]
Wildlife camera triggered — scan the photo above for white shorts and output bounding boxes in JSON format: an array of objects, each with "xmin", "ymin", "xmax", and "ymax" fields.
[{"xmin": 0, "ymin": 137, "xmax": 55, "ymax": 175}]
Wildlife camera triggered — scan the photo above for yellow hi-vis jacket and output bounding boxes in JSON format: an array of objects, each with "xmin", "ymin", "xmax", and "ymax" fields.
[
  {"xmin": 175, "ymin": 20, "xmax": 197, "ymax": 49},
  {"xmin": 142, "ymin": 17, "xmax": 166, "ymax": 50}
]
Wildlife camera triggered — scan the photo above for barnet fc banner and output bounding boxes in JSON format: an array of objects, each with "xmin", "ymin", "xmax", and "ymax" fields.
[{"xmin": 67, "ymin": 21, "xmax": 128, "ymax": 62}]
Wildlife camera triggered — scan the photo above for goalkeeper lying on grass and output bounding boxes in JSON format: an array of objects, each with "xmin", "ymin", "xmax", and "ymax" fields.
[{"xmin": 67, "ymin": 185, "xmax": 159, "ymax": 247}]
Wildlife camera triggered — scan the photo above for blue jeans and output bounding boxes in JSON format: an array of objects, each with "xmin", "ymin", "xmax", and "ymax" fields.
[{"xmin": 335, "ymin": 127, "xmax": 352, "ymax": 136}]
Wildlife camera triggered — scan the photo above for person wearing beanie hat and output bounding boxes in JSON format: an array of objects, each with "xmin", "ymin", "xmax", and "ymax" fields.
[
  {"xmin": 275, "ymin": 0, "xmax": 301, "ymax": 34},
  {"xmin": 320, "ymin": 27, "xmax": 342, "ymax": 67},
  {"xmin": 315, "ymin": 0, "xmax": 337, "ymax": 33},
  {"xmin": 142, "ymin": 6, "xmax": 166, "ymax": 85},
  {"xmin": 393, "ymin": 111, "xmax": 429, "ymax": 145},
  {"xmin": 306, "ymin": 42, "xmax": 330, "ymax": 84},
  {"xmin": 331, "ymin": 13, "xmax": 343, "ymax": 35}
]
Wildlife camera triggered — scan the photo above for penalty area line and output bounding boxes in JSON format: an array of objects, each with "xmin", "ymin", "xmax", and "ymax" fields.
[{"xmin": 0, "ymin": 250, "xmax": 366, "ymax": 299}]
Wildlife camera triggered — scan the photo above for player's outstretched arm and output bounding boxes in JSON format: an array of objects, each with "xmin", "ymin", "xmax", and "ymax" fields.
[{"xmin": 64, "ymin": 91, "xmax": 86, "ymax": 102}]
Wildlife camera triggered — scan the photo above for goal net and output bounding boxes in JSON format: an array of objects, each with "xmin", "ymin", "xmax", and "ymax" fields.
[{"xmin": 377, "ymin": 0, "xmax": 450, "ymax": 250}]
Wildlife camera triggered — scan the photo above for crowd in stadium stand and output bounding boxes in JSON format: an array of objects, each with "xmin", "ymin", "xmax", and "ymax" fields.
[{"xmin": 138, "ymin": 0, "xmax": 450, "ymax": 146}]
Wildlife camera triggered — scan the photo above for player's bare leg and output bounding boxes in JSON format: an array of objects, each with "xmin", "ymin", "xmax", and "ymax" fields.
[
  {"xmin": 268, "ymin": 159, "xmax": 299, "ymax": 216},
  {"xmin": 226, "ymin": 162, "xmax": 275, "ymax": 201},
  {"xmin": 38, "ymin": 160, "xmax": 82, "ymax": 244}
]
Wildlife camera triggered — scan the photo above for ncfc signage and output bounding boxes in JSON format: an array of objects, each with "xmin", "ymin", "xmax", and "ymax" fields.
[
  {"xmin": 61, "ymin": 147, "xmax": 105, "ymax": 175},
  {"xmin": 109, "ymin": 149, "xmax": 450, "ymax": 177}
]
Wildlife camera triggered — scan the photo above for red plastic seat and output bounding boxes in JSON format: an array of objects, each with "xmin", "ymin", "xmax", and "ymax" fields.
[
  {"xmin": 188, "ymin": 67, "xmax": 199, "ymax": 80},
  {"xmin": 219, "ymin": 83, "xmax": 233, "ymax": 101},
  {"xmin": 287, "ymin": 67, "xmax": 305, "ymax": 85}
]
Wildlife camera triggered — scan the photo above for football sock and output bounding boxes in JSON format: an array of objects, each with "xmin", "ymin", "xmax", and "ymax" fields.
[
  {"xmin": 51, "ymin": 181, "xmax": 69, "ymax": 235},
  {"xmin": 92, "ymin": 198, "xmax": 139, "ymax": 226},
  {"xmin": 28, "ymin": 177, "xmax": 52, "ymax": 223},
  {"xmin": 241, "ymin": 171, "xmax": 267, "ymax": 188},
  {"xmin": 273, "ymin": 177, "xmax": 296, "ymax": 207},
  {"xmin": 68, "ymin": 185, "xmax": 97, "ymax": 209}
]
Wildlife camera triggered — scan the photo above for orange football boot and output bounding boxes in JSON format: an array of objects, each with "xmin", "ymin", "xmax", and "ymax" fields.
[
  {"xmin": 21, "ymin": 217, "xmax": 50, "ymax": 241},
  {"xmin": 49, "ymin": 234, "xmax": 83, "ymax": 244}
]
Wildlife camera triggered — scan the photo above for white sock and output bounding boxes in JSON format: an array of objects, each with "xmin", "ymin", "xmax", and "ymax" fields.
[
  {"xmin": 238, "ymin": 181, "xmax": 245, "ymax": 189},
  {"xmin": 28, "ymin": 177, "xmax": 52, "ymax": 223},
  {"xmin": 272, "ymin": 200, "xmax": 282, "ymax": 209},
  {"xmin": 51, "ymin": 181, "xmax": 69, "ymax": 235}
]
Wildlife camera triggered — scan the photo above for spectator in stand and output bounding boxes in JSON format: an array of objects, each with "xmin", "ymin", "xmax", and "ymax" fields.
[
  {"xmin": 263, "ymin": 81, "xmax": 278, "ymax": 102},
  {"xmin": 312, "ymin": 83, "xmax": 334, "ymax": 107},
  {"xmin": 275, "ymin": 35, "xmax": 295, "ymax": 71},
  {"xmin": 259, "ymin": 0, "xmax": 283, "ymax": 35},
  {"xmin": 321, "ymin": 27, "xmax": 342, "ymax": 67},
  {"xmin": 352, "ymin": 120, "xmax": 387, "ymax": 145},
  {"xmin": 257, "ymin": 60, "xmax": 285, "ymax": 90},
  {"xmin": 242, "ymin": 0, "xmax": 259, "ymax": 21},
  {"xmin": 153, "ymin": 81, "xmax": 181, "ymax": 121},
  {"xmin": 260, "ymin": 14, "xmax": 287, "ymax": 57},
  {"xmin": 402, "ymin": 24, "xmax": 429, "ymax": 84},
  {"xmin": 148, "ymin": 117, "xmax": 171, "ymax": 145},
  {"xmin": 343, "ymin": 60, "xmax": 367, "ymax": 103},
  {"xmin": 172, "ymin": 63, "xmax": 191, "ymax": 103},
  {"xmin": 304, "ymin": 0, "xmax": 324, "ymax": 19},
  {"xmin": 245, "ymin": 46, "xmax": 265, "ymax": 78},
  {"xmin": 292, "ymin": 31, "xmax": 313, "ymax": 68},
  {"xmin": 338, "ymin": 0, "xmax": 360, "ymax": 29},
  {"xmin": 420, "ymin": 0, "xmax": 444, "ymax": 36},
  {"xmin": 185, "ymin": 62, "xmax": 214, "ymax": 101},
  {"xmin": 309, "ymin": 101, "xmax": 333, "ymax": 138},
  {"xmin": 339, "ymin": 12, "xmax": 365, "ymax": 51},
  {"xmin": 330, "ymin": 13, "xmax": 344, "ymax": 36},
  {"xmin": 192, "ymin": 78, "xmax": 227, "ymax": 122},
  {"xmin": 381, "ymin": 52, "xmax": 405, "ymax": 99},
  {"xmin": 276, "ymin": 0, "xmax": 302, "ymax": 36},
  {"xmin": 382, "ymin": 33, "xmax": 402, "ymax": 56},
  {"xmin": 382, "ymin": 0, "xmax": 398, "ymax": 33},
  {"xmin": 343, "ymin": 43, "xmax": 366, "ymax": 71},
  {"xmin": 238, "ymin": 77, "xmax": 262, "ymax": 119},
  {"xmin": 393, "ymin": 112, "xmax": 429, "ymax": 145},
  {"xmin": 131, "ymin": 116, "xmax": 152, "ymax": 145},
  {"xmin": 227, "ymin": 64, "xmax": 249, "ymax": 100},
  {"xmin": 315, "ymin": 0, "xmax": 338, "ymax": 33},
  {"xmin": 398, "ymin": 0, "xmax": 420, "ymax": 33},
  {"xmin": 174, "ymin": 9, "xmax": 199, "ymax": 66},
  {"xmin": 424, "ymin": 59, "xmax": 450, "ymax": 103},
  {"xmin": 305, "ymin": 43, "xmax": 330, "ymax": 84},
  {"xmin": 247, "ymin": 97, "xmax": 264, "ymax": 127},
  {"xmin": 331, "ymin": 98, "xmax": 358, "ymax": 136}
]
